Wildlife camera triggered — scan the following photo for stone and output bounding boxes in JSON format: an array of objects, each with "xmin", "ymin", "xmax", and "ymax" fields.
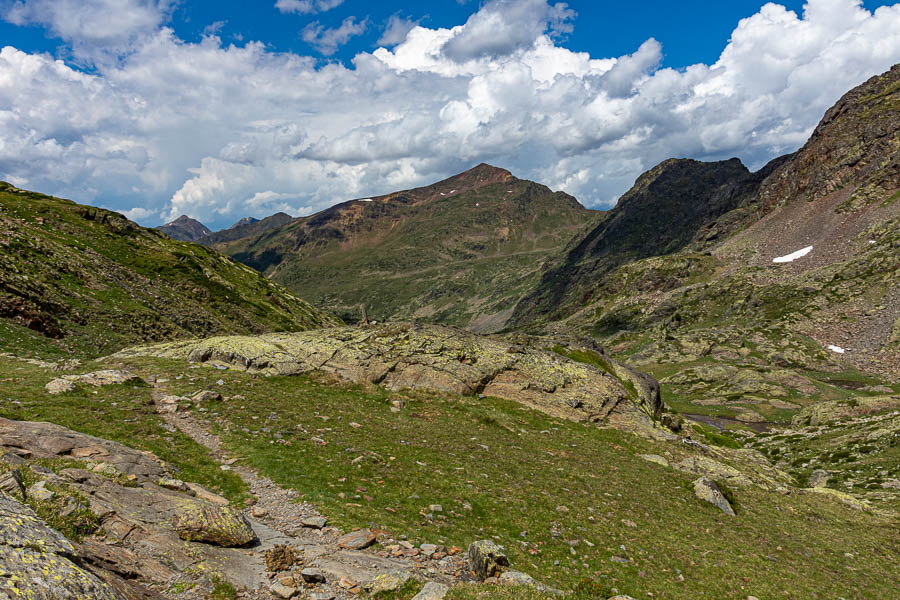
[
  {"xmin": 337, "ymin": 528, "xmax": 377, "ymax": 550},
  {"xmin": 193, "ymin": 390, "xmax": 223, "ymax": 402},
  {"xmin": 412, "ymin": 581, "xmax": 450, "ymax": 600},
  {"xmin": 807, "ymin": 469, "xmax": 830, "ymax": 488},
  {"xmin": 45, "ymin": 378, "xmax": 76, "ymax": 394},
  {"xmin": 184, "ymin": 482, "xmax": 230, "ymax": 505},
  {"xmin": 429, "ymin": 504, "xmax": 443, "ymax": 513},
  {"xmin": 0, "ymin": 452, "xmax": 26, "ymax": 466},
  {"xmin": 639, "ymin": 454, "xmax": 670, "ymax": 468},
  {"xmin": 301, "ymin": 567, "xmax": 327, "ymax": 584},
  {"xmin": 0, "ymin": 468, "xmax": 26, "ymax": 500},
  {"xmin": 499, "ymin": 570, "xmax": 564, "ymax": 596},
  {"xmin": 311, "ymin": 593, "xmax": 337, "ymax": 600},
  {"xmin": 158, "ymin": 477, "xmax": 188, "ymax": 491},
  {"xmin": 270, "ymin": 581, "xmax": 298, "ymax": 598},
  {"xmin": 368, "ymin": 569, "xmax": 413, "ymax": 593},
  {"xmin": 693, "ymin": 476, "xmax": 735, "ymax": 516},
  {"xmin": 467, "ymin": 539, "xmax": 509, "ymax": 580},
  {"xmin": 302, "ymin": 515, "xmax": 327, "ymax": 529},
  {"xmin": 173, "ymin": 502, "xmax": 257, "ymax": 547},
  {"xmin": 46, "ymin": 370, "xmax": 142, "ymax": 394},
  {"xmin": 0, "ymin": 418, "xmax": 167, "ymax": 482},
  {"xmin": 27, "ymin": 480, "xmax": 55, "ymax": 502},
  {"xmin": 608, "ymin": 596, "xmax": 637, "ymax": 600}
]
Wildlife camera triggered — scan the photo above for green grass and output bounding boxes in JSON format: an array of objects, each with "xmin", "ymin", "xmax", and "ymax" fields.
[
  {"xmin": 119, "ymin": 357, "xmax": 900, "ymax": 600},
  {"xmin": 0, "ymin": 183, "xmax": 339, "ymax": 358},
  {"xmin": 0, "ymin": 356, "xmax": 248, "ymax": 504}
]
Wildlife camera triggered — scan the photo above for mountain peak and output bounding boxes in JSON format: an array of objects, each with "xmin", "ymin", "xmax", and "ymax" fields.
[{"xmin": 157, "ymin": 215, "xmax": 211, "ymax": 242}]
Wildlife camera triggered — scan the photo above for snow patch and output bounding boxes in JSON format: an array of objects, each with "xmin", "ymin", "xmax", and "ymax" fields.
[
  {"xmin": 449, "ymin": 189, "xmax": 457, "ymax": 194},
  {"xmin": 360, "ymin": 198, "xmax": 373, "ymax": 202},
  {"xmin": 869, "ymin": 240, "xmax": 876, "ymax": 244},
  {"xmin": 827, "ymin": 345, "xmax": 846, "ymax": 354},
  {"xmin": 773, "ymin": 246, "xmax": 812, "ymax": 263}
]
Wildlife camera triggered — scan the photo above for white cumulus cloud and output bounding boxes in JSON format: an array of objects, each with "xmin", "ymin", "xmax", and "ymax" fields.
[
  {"xmin": 302, "ymin": 16, "xmax": 368, "ymax": 56},
  {"xmin": 0, "ymin": 0, "xmax": 897, "ymax": 229}
]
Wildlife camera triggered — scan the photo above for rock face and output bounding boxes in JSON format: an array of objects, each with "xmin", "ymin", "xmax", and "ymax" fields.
[
  {"xmin": 173, "ymin": 503, "xmax": 257, "ymax": 547},
  {"xmin": 115, "ymin": 323, "xmax": 665, "ymax": 434},
  {"xmin": 693, "ymin": 477, "xmax": 736, "ymax": 516},
  {"xmin": 0, "ymin": 492, "xmax": 122, "ymax": 599},
  {"xmin": 757, "ymin": 65, "xmax": 899, "ymax": 212},
  {"xmin": 467, "ymin": 539, "xmax": 510, "ymax": 580},
  {"xmin": 0, "ymin": 418, "xmax": 167, "ymax": 481}
]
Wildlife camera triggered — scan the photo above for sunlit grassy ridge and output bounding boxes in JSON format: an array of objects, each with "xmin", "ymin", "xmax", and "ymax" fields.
[{"xmin": 0, "ymin": 182, "xmax": 339, "ymax": 358}]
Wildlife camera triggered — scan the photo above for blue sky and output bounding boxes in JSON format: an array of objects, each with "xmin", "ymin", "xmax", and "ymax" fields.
[
  {"xmin": 0, "ymin": 0, "xmax": 898, "ymax": 228},
  {"xmin": 3, "ymin": 1, "xmax": 894, "ymax": 68}
]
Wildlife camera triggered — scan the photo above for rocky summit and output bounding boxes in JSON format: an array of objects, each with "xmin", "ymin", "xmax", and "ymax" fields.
[{"xmin": 0, "ymin": 60, "xmax": 898, "ymax": 600}]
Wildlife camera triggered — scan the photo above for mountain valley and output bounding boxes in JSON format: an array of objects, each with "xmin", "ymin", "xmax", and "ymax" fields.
[{"xmin": 0, "ymin": 64, "xmax": 898, "ymax": 600}]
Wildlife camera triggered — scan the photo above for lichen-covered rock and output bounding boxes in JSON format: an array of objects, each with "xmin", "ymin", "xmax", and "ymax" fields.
[
  {"xmin": 173, "ymin": 502, "xmax": 257, "ymax": 547},
  {"xmin": 0, "ymin": 492, "xmax": 122, "ymax": 599},
  {"xmin": 46, "ymin": 369, "xmax": 143, "ymax": 394},
  {"xmin": 791, "ymin": 395, "xmax": 900, "ymax": 427},
  {"xmin": 367, "ymin": 570, "xmax": 413, "ymax": 593},
  {"xmin": 499, "ymin": 570, "xmax": 563, "ymax": 595},
  {"xmin": 693, "ymin": 476, "xmax": 735, "ymax": 516},
  {"xmin": 115, "ymin": 323, "xmax": 665, "ymax": 435},
  {"xmin": 467, "ymin": 539, "xmax": 509, "ymax": 580}
]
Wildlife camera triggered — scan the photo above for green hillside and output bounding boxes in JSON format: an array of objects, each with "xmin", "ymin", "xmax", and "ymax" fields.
[
  {"xmin": 208, "ymin": 164, "xmax": 598, "ymax": 331},
  {"xmin": 0, "ymin": 183, "xmax": 340, "ymax": 358}
]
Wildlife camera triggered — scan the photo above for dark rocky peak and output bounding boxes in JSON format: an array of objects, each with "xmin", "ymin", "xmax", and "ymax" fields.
[
  {"xmin": 230, "ymin": 216, "xmax": 259, "ymax": 229},
  {"xmin": 157, "ymin": 215, "xmax": 211, "ymax": 242}
]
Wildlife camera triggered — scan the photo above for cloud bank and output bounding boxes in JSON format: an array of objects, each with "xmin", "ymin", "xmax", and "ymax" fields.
[{"xmin": 0, "ymin": 0, "xmax": 898, "ymax": 227}]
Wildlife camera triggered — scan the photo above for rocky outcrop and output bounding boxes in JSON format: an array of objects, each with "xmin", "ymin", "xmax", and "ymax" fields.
[
  {"xmin": 0, "ymin": 492, "xmax": 122, "ymax": 599},
  {"xmin": 757, "ymin": 64, "xmax": 899, "ymax": 212},
  {"xmin": 114, "ymin": 323, "xmax": 666, "ymax": 434},
  {"xmin": 791, "ymin": 395, "xmax": 900, "ymax": 427},
  {"xmin": 0, "ymin": 418, "xmax": 167, "ymax": 481},
  {"xmin": 45, "ymin": 369, "xmax": 143, "ymax": 394}
]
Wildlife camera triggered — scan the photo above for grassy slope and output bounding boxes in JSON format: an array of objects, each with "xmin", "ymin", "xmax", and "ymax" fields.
[
  {"xmin": 212, "ymin": 172, "xmax": 597, "ymax": 329},
  {"xmin": 79, "ymin": 354, "xmax": 900, "ymax": 600},
  {"xmin": 0, "ymin": 356, "xmax": 248, "ymax": 503},
  {"xmin": 0, "ymin": 182, "xmax": 340, "ymax": 358}
]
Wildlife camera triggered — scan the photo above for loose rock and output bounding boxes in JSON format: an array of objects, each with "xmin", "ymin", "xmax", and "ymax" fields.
[
  {"xmin": 693, "ymin": 476, "xmax": 736, "ymax": 516},
  {"xmin": 468, "ymin": 539, "xmax": 510, "ymax": 580}
]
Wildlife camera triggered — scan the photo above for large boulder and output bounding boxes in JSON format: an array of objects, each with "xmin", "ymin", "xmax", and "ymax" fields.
[
  {"xmin": 115, "ymin": 323, "xmax": 666, "ymax": 434},
  {"xmin": 173, "ymin": 503, "xmax": 257, "ymax": 547}
]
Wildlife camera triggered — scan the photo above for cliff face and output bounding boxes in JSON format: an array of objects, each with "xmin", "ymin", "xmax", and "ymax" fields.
[{"xmin": 757, "ymin": 64, "xmax": 899, "ymax": 213}]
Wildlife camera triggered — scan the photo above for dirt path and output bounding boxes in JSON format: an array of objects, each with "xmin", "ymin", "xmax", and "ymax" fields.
[{"xmin": 151, "ymin": 385, "xmax": 465, "ymax": 599}]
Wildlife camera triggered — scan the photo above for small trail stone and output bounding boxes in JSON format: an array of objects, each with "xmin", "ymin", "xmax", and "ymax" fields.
[
  {"xmin": 337, "ymin": 529, "xmax": 377, "ymax": 550},
  {"xmin": 412, "ymin": 581, "xmax": 450, "ymax": 600}
]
